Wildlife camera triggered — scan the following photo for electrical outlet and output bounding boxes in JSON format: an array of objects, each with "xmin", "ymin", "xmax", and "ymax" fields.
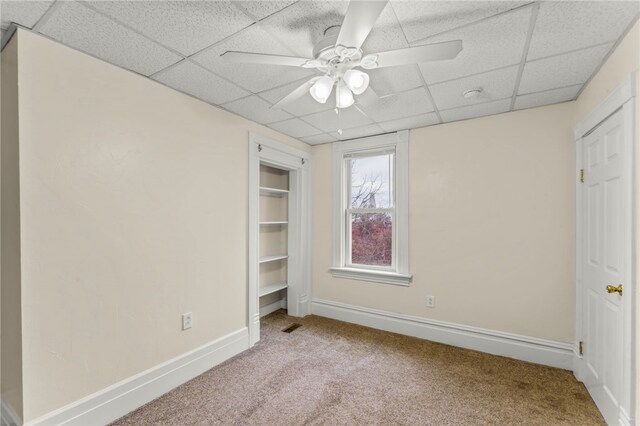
[
  {"xmin": 426, "ymin": 296, "xmax": 435, "ymax": 308},
  {"xmin": 182, "ymin": 312, "xmax": 192, "ymax": 330}
]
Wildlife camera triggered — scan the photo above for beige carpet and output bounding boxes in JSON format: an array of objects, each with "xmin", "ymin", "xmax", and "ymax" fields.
[{"xmin": 112, "ymin": 310, "xmax": 604, "ymax": 426}]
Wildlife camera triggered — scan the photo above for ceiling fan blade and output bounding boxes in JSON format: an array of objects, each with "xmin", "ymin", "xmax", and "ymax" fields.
[
  {"xmin": 336, "ymin": 0, "xmax": 388, "ymax": 51},
  {"xmin": 272, "ymin": 77, "xmax": 321, "ymax": 109},
  {"xmin": 221, "ymin": 51, "xmax": 312, "ymax": 67},
  {"xmin": 364, "ymin": 40, "xmax": 463, "ymax": 69}
]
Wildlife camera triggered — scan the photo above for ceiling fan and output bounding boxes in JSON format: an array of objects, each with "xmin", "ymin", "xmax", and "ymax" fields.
[{"xmin": 221, "ymin": 0, "xmax": 462, "ymax": 110}]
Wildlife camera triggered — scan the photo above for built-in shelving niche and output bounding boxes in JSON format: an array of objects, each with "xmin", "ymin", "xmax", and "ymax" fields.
[{"xmin": 258, "ymin": 164, "xmax": 289, "ymax": 315}]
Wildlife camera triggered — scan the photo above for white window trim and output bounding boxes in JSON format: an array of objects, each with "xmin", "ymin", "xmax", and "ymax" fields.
[{"xmin": 330, "ymin": 130, "xmax": 411, "ymax": 286}]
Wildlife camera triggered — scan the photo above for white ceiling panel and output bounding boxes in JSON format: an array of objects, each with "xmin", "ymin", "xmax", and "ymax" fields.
[
  {"xmin": 90, "ymin": 1, "xmax": 254, "ymax": 57},
  {"xmin": 528, "ymin": 1, "xmax": 640, "ymax": 61},
  {"xmin": 358, "ymin": 87, "xmax": 434, "ymax": 122},
  {"xmin": 514, "ymin": 84, "xmax": 582, "ymax": 111},
  {"xmin": 300, "ymin": 133, "xmax": 338, "ymax": 145},
  {"xmin": 430, "ymin": 65, "xmax": 518, "ymax": 111},
  {"xmin": 440, "ymin": 98, "xmax": 511, "ymax": 123},
  {"xmin": 417, "ymin": 6, "xmax": 532, "ymax": 84},
  {"xmin": 258, "ymin": 0, "xmax": 348, "ymax": 58},
  {"xmin": 222, "ymin": 95, "xmax": 292, "ymax": 124},
  {"xmin": 367, "ymin": 65, "xmax": 423, "ymax": 97},
  {"xmin": 4, "ymin": 0, "xmax": 634, "ymax": 143},
  {"xmin": 300, "ymin": 107, "xmax": 372, "ymax": 133},
  {"xmin": 518, "ymin": 43, "xmax": 613, "ymax": 95},
  {"xmin": 331, "ymin": 124, "xmax": 385, "ymax": 141},
  {"xmin": 379, "ymin": 113, "xmax": 440, "ymax": 132},
  {"xmin": 0, "ymin": 0, "xmax": 53, "ymax": 30},
  {"xmin": 268, "ymin": 118, "xmax": 323, "ymax": 138},
  {"xmin": 392, "ymin": 1, "xmax": 526, "ymax": 43},
  {"xmin": 38, "ymin": 1, "xmax": 182, "ymax": 76},
  {"xmin": 192, "ymin": 25, "xmax": 315, "ymax": 93},
  {"xmin": 235, "ymin": 1, "xmax": 298, "ymax": 21},
  {"xmin": 153, "ymin": 61, "xmax": 249, "ymax": 105},
  {"xmin": 258, "ymin": 78, "xmax": 334, "ymax": 116},
  {"xmin": 361, "ymin": 3, "xmax": 409, "ymax": 54}
]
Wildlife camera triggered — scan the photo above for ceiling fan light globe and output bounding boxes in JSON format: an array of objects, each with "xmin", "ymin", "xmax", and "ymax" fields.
[
  {"xmin": 343, "ymin": 69, "xmax": 369, "ymax": 95},
  {"xmin": 336, "ymin": 84, "xmax": 355, "ymax": 108},
  {"xmin": 310, "ymin": 76, "xmax": 335, "ymax": 104}
]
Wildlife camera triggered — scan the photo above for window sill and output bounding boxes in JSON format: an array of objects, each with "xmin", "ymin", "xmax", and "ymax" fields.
[{"xmin": 329, "ymin": 267, "xmax": 412, "ymax": 286}]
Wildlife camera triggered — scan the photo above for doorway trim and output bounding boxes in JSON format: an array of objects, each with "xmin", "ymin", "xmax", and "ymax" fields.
[
  {"xmin": 248, "ymin": 133, "xmax": 311, "ymax": 347},
  {"xmin": 574, "ymin": 72, "xmax": 636, "ymax": 425}
]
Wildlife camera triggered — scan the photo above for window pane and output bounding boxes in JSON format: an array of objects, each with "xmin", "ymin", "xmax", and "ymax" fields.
[
  {"xmin": 350, "ymin": 154, "xmax": 393, "ymax": 208},
  {"xmin": 351, "ymin": 213, "xmax": 392, "ymax": 266}
]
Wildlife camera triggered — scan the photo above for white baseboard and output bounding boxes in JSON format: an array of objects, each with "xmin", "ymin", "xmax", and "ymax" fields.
[
  {"xmin": 260, "ymin": 299, "xmax": 286, "ymax": 318},
  {"xmin": 1, "ymin": 398, "xmax": 21, "ymax": 426},
  {"xmin": 312, "ymin": 299, "xmax": 573, "ymax": 370},
  {"xmin": 28, "ymin": 328, "xmax": 249, "ymax": 426}
]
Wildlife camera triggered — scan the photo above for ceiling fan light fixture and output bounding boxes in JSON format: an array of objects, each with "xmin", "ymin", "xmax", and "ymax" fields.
[
  {"xmin": 310, "ymin": 76, "xmax": 335, "ymax": 103},
  {"xmin": 343, "ymin": 69, "xmax": 370, "ymax": 95},
  {"xmin": 336, "ymin": 82, "xmax": 355, "ymax": 108}
]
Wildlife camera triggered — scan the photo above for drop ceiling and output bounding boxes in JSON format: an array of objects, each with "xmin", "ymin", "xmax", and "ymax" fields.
[{"xmin": 1, "ymin": 1, "xmax": 638, "ymax": 145}]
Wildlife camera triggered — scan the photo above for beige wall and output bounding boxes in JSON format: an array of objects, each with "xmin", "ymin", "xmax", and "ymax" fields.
[
  {"xmin": 1, "ymin": 33, "xmax": 24, "ymax": 422},
  {"xmin": 573, "ymin": 20, "xmax": 639, "ymax": 424},
  {"xmin": 11, "ymin": 29, "xmax": 309, "ymax": 421},
  {"xmin": 312, "ymin": 102, "xmax": 577, "ymax": 342}
]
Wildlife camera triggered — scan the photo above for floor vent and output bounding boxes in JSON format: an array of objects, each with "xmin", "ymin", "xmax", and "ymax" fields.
[{"xmin": 282, "ymin": 323, "xmax": 302, "ymax": 333}]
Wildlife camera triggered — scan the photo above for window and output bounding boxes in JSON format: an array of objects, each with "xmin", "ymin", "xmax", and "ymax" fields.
[{"xmin": 330, "ymin": 131, "xmax": 411, "ymax": 286}]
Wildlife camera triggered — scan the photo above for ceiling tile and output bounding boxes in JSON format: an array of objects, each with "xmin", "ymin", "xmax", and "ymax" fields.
[
  {"xmin": 392, "ymin": 1, "xmax": 526, "ymax": 43},
  {"xmin": 518, "ymin": 43, "xmax": 613, "ymax": 95},
  {"xmin": 153, "ymin": 61, "xmax": 249, "ymax": 105},
  {"xmin": 300, "ymin": 107, "xmax": 372, "ymax": 133},
  {"xmin": 236, "ymin": 1, "xmax": 298, "ymax": 21},
  {"xmin": 367, "ymin": 65, "xmax": 423, "ymax": 97},
  {"xmin": 514, "ymin": 84, "xmax": 582, "ymax": 111},
  {"xmin": 258, "ymin": 78, "xmax": 334, "ymax": 116},
  {"xmin": 429, "ymin": 65, "xmax": 518, "ymax": 111},
  {"xmin": 38, "ymin": 1, "xmax": 181, "ymax": 76},
  {"xmin": 89, "ymin": 1, "xmax": 254, "ymax": 57},
  {"xmin": 361, "ymin": 2, "xmax": 409, "ymax": 54},
  {"xmin": 358, "ymin": 87, "xmax": 434, "ymax": 122},
  {"xmin": 268, "ymin": 118, "xmax": 322, "ymax": 138},
  {"xmin": 440, "ymin": 98, "xmax": 511, "ymax": 123},
  {"xmin": 527, "ymin": 1, "xmax": 640, "ymax": 61},
  {"xmin": 331, "ymin": 124, "xmax": 385, "ymax": 141},
  {"xmin": 417, "ymin": 6, "xmax": 531, "ymax": 84},
  {"xmin": 0, "ymin": 0, "xmax": 53, "ymax": 30},
  {"xmin": 378, "ymin": 113, "xmax": 440, "ymax": 132},
  {"xmin": 300, "ymin": 133, "xmax": 338, "ymax": 145},
  {"xmin": 258, "ymin": 0, "xmax": 348, "ymax": 58},
  {"xmin": 222, "ymin": 95, "xmax": 292, "ymax": 124},
  {"xmin": 192, "ymin": 25, "xmax": 316, "ymax": 93}
]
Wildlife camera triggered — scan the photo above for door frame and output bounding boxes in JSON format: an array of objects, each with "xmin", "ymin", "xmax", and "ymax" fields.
[
  {"xmin": 574, "ymin": 72, "xmax": 636, "ymax": 425},
  {"xmin": 248, "ymin": 133, "xmax": 312, "ymax": 347}
]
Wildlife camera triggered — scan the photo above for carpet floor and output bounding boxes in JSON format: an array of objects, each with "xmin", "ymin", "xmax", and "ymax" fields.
[{"xmin": 112, "ymin": 310, "xmax": 604, "ymax": 425}]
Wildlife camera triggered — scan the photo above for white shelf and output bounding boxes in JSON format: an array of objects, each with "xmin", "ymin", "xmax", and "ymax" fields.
[
  {"xmin": 259, "ymin": 282, "xmax": 288, "ymax": 297},
  {"xmin": 259, "ymin": 254, "xmax": 288, "ymax": 263},
  {"xmin": 259, "ymin": 221, "xmax": 288, "ymax": 225},
  {"xmin": 260, "ymin": 186, "xmax": 289, "ymax": 196}
]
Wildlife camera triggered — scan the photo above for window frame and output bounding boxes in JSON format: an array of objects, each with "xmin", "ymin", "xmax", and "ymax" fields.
[{"xmin": 330, "ymin": 131, "xmax": 411, "ymax": 286}]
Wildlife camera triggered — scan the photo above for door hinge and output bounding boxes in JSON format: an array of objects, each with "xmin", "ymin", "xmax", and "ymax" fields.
[
  {"xmin": 579, "ymin": 340, "xmax": 583, "ymax": 355},
  {"xmin": 579, "ymin": 169, "xmax": 584, "ymax": 183}
]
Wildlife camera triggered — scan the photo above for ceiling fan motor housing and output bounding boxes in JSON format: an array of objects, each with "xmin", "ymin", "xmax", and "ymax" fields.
[{"xmin": 313, "ymin": 26, "xmax": 362, "ymax": 67}]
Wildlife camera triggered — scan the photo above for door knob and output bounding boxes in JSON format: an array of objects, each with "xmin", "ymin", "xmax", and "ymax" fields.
[{"xmin": 606, "ymin": 284, "xmax": 623, "ymax": 296}]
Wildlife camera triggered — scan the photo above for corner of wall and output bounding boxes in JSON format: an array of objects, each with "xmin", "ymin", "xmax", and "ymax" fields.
[{"xmin": 1, "ymin": 30, "xmax": 24, "ymax": 423}]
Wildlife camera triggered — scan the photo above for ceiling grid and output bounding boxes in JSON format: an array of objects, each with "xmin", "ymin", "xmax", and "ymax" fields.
[{"xmin": 0, "ymin": 0, "xmax": 637, "ymax": 144}]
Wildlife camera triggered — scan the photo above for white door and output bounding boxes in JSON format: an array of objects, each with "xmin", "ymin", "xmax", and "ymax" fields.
[{"xmin": 581, "ymin": 108, "xmax": 628, "ymax": 425}]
